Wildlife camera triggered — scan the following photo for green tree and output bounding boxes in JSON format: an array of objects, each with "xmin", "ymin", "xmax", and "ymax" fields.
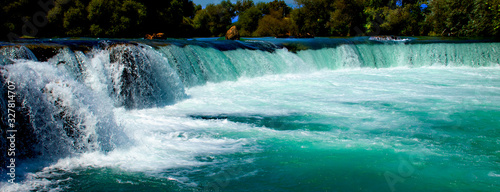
[
  {"xmin": 137, "ymin": 0, "xmax": 196, "ymax": 37},
  {"xmin": 87, "ymin": 0, "xmax": 146, "ymax": 37},
  {"xmin": 1, "ymin": 0, "xmax": 43, "ymax": 39},
  {"xmin": 2, "ymin": 0, "xmax": 500, "ymax": 39},
  {"xmin": 268, "ymin": 0, "xmax": 291, "ymax": 18},
  {"xmin": 0, "ymin": 0, "xmax": 10, "ymax": 39},
  {"xmin": 365, "ymin": 0, "xmax": 397, "ymax": 8},
  {"xmin": 250, "ymin": 0, "xmax": 294, "ymax": 37},
  {"xmin": 236, "ymin": 6, "xmax": 263, "ymax": 36},
  {"xmin": 489, "ymin": 0, "xmax": 500, "ymax": 37},
  {"xmin": 327, "ymin": 0, "xmax": 364, "ymax": 36},
  {"xmin": 292, "ymin": 0, "xmax": 332, "ymax": 36},
  {"xmin": 425, "ymin": 0, "xmax": 473, "ymax": 36},
  {"xmin": 254, "ymin": 15, "xmax": 292, "ymax": 37},
  {"xmin": 361, "ymin": 0, "xmax": 426, "ymax": 36},
  {"xmin": 193, "ymin": 1, "xmax": 235, "ymax": 37},
  {"xmin": 47, "ymin": 0, "xmax": 90, "ymax": 36},
  {"xmin": 235, "ymin": 0, "xmax": 254, "ymax": 15},
  {"xmin": 401, "ymin": 1, "xmax": 427, "ymax": 36},
  {"xmin": 462, "ymin": 0, "xmax": 496, "ymax": 36},
  {"xmin": 256, "ymin": 2, "xmax": 270, "ymax": 15}
]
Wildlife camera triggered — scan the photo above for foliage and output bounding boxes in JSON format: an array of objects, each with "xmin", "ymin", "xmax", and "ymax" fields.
[
  {"xmin": 86, "ymin": 0, "xmax": 147, "ymax": 37},
  {"xmin": 137, "ymin": 0, "xmax": 196, "ymax": 37},
  {"xmin": 327, "ymin": 0, "xmax": 364, "ymax": 36},
  {"xmin": 424, "ymin": 0, "xmax": 498, "ymax": 37},
  {"xmin": 292, "ymin": 0, "xmax": 331, "ymax": 36},
  {"xmin": 47, "ymin": 0, "xmax": 90, "ymax": 36},
  {"xmin": 236, "ymin": 6, "xmax": 263, "ymax": 36},
  {"xmin": 1, "ymin": 0, "xmax": 196, "ymax": 39},
  {"xmin": 490, "ymin": 0, "xmax": 500, "ymax": 37},
  {"xmin": 1, "ymin": 0, "xmax": 499, "ymax": 39},
  {"xmin": 235, "ymin": 0, "xmax": 255, "ymax": 15},
  {"xmin": 1, "ymin": 0, "xmax": 41, "ymax": 38},
  {"xmin": 193, "ymin": 1, "xmax": 235, "ymax": 37},
  {"xmin": 254, "ymin": 15, "xmax": 292, "ymax": 37}
]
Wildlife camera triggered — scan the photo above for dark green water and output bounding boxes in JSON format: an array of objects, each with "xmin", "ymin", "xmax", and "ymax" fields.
[{"xmin": 1, "ymin": 39, "xmax": 500, "ymax": 191}]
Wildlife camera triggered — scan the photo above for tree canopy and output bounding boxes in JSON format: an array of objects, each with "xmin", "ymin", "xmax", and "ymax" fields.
[{"xmin": 1, "ymin": 0, "xmax": 499, "ymax": 40}]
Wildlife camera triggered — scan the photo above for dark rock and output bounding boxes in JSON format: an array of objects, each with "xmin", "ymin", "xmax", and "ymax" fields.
[{"xmin": 25, "ymin": 44, "xmax": 65, "ymax": 61}]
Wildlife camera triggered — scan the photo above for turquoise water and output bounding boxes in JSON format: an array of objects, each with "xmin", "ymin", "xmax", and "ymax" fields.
[{"xmin": 1, "ymin": 39, "xmax": 500, "ymax": 191}]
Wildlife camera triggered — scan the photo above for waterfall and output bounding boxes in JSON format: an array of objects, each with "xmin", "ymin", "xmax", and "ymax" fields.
[
  {"xmin": 0, "ymin": 38, "xmax": 499, "ymax": 164},
  {"xmin": 107, "ymin": 44, "xmax": 185, "ymax": 109}
]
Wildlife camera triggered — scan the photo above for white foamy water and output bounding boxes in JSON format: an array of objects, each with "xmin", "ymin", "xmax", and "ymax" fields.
[
  {"xmin": 3, "ymin": 66, "xmax": 499, "ymax": 191},
  {"xmin": 2, "ymin": 39, "xmax": 500, "ymax": 191}
]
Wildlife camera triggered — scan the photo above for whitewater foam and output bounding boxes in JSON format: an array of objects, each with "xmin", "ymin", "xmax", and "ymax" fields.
[{"xmin": 1, "ymin": 39, "xmax": 500, "ymax": 191}]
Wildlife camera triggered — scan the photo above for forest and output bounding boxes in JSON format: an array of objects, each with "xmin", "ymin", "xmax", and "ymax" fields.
[{"xmin": 1, "ymin": 0, "xmax": 500, "ymax": 40}]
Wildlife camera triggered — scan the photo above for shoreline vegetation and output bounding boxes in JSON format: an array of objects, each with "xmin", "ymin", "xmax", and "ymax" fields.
[{"xmin": 1, "ymin": 0, "xmax": 500, "ymax": 41}]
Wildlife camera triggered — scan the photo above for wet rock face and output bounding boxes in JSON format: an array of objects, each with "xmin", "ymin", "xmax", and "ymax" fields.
[{"xmin": 225, "ymin": 26, "xmax": 240, "ymax": 40}]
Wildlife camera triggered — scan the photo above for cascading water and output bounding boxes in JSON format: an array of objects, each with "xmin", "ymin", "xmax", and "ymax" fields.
[
  {"xmin": 107, "ymin": 44, "xmax": 185, "ymax": 108},
  {"xmin": 1, "ymin": 53, "xmax": 124, "ymax": 162},
  {"xmin": 0, "ymin": 41, "xmax": 190, "ymax": 164},
  {"xmin": 1, "ymin": 37, "xmax": 500, "ymax": 191},
  {"xmin": 158, "ymin": 45, "xmax": 310, "ymax": 87},
  {"xmin": 0, "ymin": 46, "xmax": 38, "ymax": 61}
]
